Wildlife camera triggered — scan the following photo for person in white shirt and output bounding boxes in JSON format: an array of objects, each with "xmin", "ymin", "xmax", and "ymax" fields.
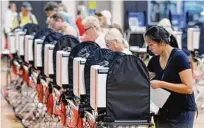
[
  {"xmin": 95, "ymin": 10, "xmax": 112, "ymax": 34},
  {"xmin": 105, "ymin": 28, "xmax": 132, "ymax": 55},
  {"xmin": 82, "ymin": 16, "xmax": 107, "ymax": 48},
  {"xmin": 49, "ymin": 13, "xmax": 77, "ymax": 37},
  {"xmin": 4, "ymin": 3, "xmax": 17, "ymax": 35}
]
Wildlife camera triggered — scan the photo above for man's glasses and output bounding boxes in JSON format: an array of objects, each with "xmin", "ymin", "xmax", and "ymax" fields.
[
  {"xmin": 85, "ymin": 26, "xmax": 96, "ymax": 31},
  {"xmin": 85, "ymin": 26, "xmax": 92, "ymax": 31}
]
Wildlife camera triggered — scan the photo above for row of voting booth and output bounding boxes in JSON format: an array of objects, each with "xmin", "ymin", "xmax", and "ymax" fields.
[
  {"xmin": 6, "ymin": 23, "xmax": 152, "ymax": 127},
  {"xmin": 4, "ymin": 19, "xmax": 204, "ymax": 128}
]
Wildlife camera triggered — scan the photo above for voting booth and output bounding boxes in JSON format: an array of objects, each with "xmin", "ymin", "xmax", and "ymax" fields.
[
  {"xmin": 14, "ymin": 29, "xmax": 21, "ymax": 53},
  {"xmin": 90, "ymin": 65, "xmax": 108, "ymax": 110},
  {"xmin": 25, "ymin": 35, "xmax": 34, "ymax": 63},
  {"xmin": 88, "ymin": 55, "xmax": 151, "ymax": 127},
  {"xmin": 8, "ymin": 33, "xmax": 16, "ymax": 54},
  {"xmin": 34, "ymin": 39, "xmax": 44, "ymax": 69},
  {"xmin": 73, "ymin": 57, "xmax": 86, "ymax": 97},
  {"xmin": 41, "ymin": 32, "xmax": 63, "ymax": 75},
  {"xmin": 68, "ymin": 42, "xmax": 100, "ymax": 90},
  {"xmin": 127, "ymin": 12, "xmax": 146, "ymax": 51},
  {"xmin": 56, "ymin": 51, "xmax": 70, "ymax": 87},
  {"xmin": 52, "ymin": 35, "xmax": 79, "ymax": 84},
  {"xmin": 44, "ymin": 44, "xmax": 55, "ymax": 77},
  {"xmin": 17, "ymin": 31, "xmax": 26, "ymax": 56},
  {"xmin": 187, "ymin": 27, "xmax": 200, "ymax": 51},
  {"xmin": 84, "ymin": 49, "xmax": 124, "ymax": 102}
]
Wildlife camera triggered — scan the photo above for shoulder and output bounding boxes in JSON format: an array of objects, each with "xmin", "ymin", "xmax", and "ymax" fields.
[
  {"xmin": 122, "ymin": 49, "xmax": 132, "ymax": 55},
  {"xmin": 173, "ymin": 49, "xmax": 191, "ymax": 71},
  {"xmin": 173, "ymin": 49, "xmax": 189, "ymax": 60}
]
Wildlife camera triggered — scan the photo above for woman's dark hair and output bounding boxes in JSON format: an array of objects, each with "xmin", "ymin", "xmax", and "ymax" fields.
[{"xmin": 145, "ymin": 26, "xmax": 178, "ymax": 48}]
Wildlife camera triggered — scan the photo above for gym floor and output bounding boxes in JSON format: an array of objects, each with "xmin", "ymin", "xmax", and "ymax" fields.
[{"xmin": 1, "ymin": 58, "xmax": 204, "ymax": 128}]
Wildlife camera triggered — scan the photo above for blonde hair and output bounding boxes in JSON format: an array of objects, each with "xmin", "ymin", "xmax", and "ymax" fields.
[
  {"xmin": 110, "ymin": 23, "xmax": 123, "ymax": 34},
  {"xmin": 105, "ymin": 28, "xmax": 129, "ymax": 48}
]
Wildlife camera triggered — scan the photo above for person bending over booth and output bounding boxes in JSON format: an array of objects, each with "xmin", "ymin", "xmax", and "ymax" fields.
[
  {"xmin": 49, "ymin": 13, "xmax": 77, "ymax": 37},
  {"xmin": 145, "ymin": 26, "xmax": 196, "ymax": 128}
]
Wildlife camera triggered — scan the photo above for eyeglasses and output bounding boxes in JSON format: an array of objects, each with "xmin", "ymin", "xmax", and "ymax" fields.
[
  {"xmin": 85, "ymin": 26, "xmax": 96, "ymax": 31},
  {"xmin": 85, "ymin": 26, "xmax": 92, "ymax": 31}
]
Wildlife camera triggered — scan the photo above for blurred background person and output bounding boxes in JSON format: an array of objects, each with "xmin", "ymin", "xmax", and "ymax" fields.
[
  {"xmin": 96, "ymin": 10, "xmax": 112, "ymax": 34},
  {"xmin": 44, "ymin": 2, "xmax": 79, "ymax": 37},
  {"xmin": 50, "ymin": 13, "xmax": 77, "ymax": 37},
  {"xmin": 76, "ymin": 5, "xmax": 87, "ymax": 36},
  {"xmin": 58, "ymin": 3, "xmax": 68, "ymax": 12},
  {"xmin": 13, "ymin": 2, "xmax": 38, "ymax": 28},
  {"xmin": 3, "ymin": 3, "xmax": 17, "ymax": 49}
]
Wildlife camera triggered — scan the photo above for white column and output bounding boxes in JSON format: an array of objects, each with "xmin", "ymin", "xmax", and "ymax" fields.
[
  {"xmin": 61, "ymin": 0, "xmax": 77, "ymax": 20},
  {"xmin": 111, "ymin": 0, "xmax": 124, "ymax": 29}
]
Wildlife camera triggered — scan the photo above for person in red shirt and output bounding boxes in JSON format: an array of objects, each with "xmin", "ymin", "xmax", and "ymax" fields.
[{"xmin": 76, "ymin": 6, "xmax": 86, "ymax": 36}]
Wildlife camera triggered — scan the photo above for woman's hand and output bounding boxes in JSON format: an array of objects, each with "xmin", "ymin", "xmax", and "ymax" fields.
[{"xmin": 150, "ymin": 80, "xmax": 162, "ymax": 89}]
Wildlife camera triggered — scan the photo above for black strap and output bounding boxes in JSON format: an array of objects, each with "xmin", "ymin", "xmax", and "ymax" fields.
[
  {"xmin": 17, "ymin": 13, "xmax": 21, "ymax": 26},
  {"xmin": 29, "ymin": 13, "xmax": 34, "ymax": 23},
  {"xmin": 161, "ymin": 49, "xmax": 178, "ymax": 80}
]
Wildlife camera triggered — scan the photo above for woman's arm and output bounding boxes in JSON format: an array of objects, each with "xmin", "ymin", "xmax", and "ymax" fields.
[{"xmin": 151, "ymin": 69, "xmax": 193, "ymax": 94}]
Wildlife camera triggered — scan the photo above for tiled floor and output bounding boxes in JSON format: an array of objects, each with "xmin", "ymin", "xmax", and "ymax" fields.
[{"xmin": 1, "ymin": 58, "xmax": 204, "ymax": 128}]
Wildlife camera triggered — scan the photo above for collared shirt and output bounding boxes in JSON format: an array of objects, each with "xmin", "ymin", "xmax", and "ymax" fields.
[
  {"xmin": 95, "ymin": 33, "xmax": 107, "ymax": 48},
  {"xmin": 122, "ymin": 48, "xmax": 132, "ymax": 55}
]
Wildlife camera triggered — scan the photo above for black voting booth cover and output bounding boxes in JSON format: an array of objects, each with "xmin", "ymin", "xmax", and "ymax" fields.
[
  {"xmin": 84, "ymin": 49, "xmax": 125, "ymax": 99},
  {"xmin": 106, "ymin": 55, "xmax": 150, "ymax": 122},
  {"xmin": 32, "ymin": 27, "xmax": 53, "ymax": 64},
  {"xmin": 41, "ymin": 32, "xmax": 63, "ymax": 74},
  {"xmin": 52, "ymin": 35, "xmax": 80, "ymax": 81},
  {"xmin": 68, "ymin": 41, "xmax": 100, "ymax": 88},
  {"xmin": 23, "ymin": 23, "xmax": 41, "ymax": 35}
]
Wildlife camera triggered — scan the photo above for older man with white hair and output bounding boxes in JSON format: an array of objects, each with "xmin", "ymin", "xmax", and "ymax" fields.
[
  {"xmin": 105, "ymin": 28, "xmax": 132, "ymax": 55},
  {"xmin": 82, "ymin": 16, "xmax": 107, "ymax": 48}
]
